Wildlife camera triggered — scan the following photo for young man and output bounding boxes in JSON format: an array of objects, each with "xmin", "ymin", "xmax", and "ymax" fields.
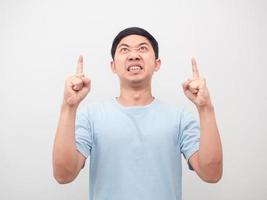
[{"xmin": 53, "ymin": 27, "xmax": 223, "ymax": 200}]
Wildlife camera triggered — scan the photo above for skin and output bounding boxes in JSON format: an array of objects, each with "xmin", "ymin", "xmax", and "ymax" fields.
[
  {"xmin": 52, "ymin": 34, "xmax": 222, "ymax": 184},
  {"xmin": 183, "ymin": 59, "xmax": 223, "ymax": 183},
  {"xmin": 110, "ymin": 35, "xmax": 161, "ymax": 106},
  {"xmin": 52, "ymin": 56, "xmax": 90, "ymax": 184}
]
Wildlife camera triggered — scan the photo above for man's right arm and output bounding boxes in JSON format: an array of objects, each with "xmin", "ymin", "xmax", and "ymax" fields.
[
  {"xmin": 52, "ymin": 56, "xmax": 91, "ymax": 184},
  {"xmin": 53, "ymin": 104, "xmax": 85, "ymax": 184}
]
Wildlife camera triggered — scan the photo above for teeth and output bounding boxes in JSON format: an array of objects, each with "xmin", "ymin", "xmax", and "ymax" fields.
[{"xmin": 128, "ymin": 65, "xmax": 142, "ymax": 71}]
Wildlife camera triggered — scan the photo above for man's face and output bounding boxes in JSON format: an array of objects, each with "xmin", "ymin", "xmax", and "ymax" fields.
[{"xmin": 111, "ymin": 35, "xmax": 161, "ymax": 86}]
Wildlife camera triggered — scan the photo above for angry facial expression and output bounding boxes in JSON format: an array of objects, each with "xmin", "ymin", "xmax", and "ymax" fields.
[{"xmin": 111, "ymin": 35, "xmax": 161, "ymax": 86}]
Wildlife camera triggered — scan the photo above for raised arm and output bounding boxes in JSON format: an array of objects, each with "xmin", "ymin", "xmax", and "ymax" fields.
[
  {"xmin": 182, "ymin": 58, "xmax": 223, "ymax": 183},
  {"xmin": 52, "ymin": 56, "xmax": 91, "ymax": 184}
]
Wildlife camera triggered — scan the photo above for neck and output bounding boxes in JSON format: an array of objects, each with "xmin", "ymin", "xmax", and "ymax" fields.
[{"xmin": 116, "ymin": 83, "xmax": 154, "ymax": 106}]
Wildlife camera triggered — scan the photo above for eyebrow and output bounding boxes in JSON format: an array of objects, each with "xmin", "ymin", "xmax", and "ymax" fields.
[{"xmin": 118, "ymin": 42, "xmax": 149, "ymax": 49}]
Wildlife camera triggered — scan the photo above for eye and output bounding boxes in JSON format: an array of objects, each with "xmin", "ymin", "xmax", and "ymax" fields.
[
  {"xmin": 120, "ymin": 47, "xmax": 129, "ymax": 53},
  {"xmin": 139, "ymin": 46, "xmax": 148, "ymax": 52}
]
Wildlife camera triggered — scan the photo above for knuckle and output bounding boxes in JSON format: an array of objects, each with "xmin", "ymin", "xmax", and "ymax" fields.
[{"xmin": 76, "ymin": 73, "xmax": 85, "ymax": 78}]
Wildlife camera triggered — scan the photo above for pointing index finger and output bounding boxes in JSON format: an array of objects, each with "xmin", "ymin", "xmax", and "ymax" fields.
[
  {"xmin": 76, "ymin": 55, "xmax": 83, "ymax": 74},
  {"xmin": 191, "ymin": 57, "xmax": 199, "ymax": 78}
]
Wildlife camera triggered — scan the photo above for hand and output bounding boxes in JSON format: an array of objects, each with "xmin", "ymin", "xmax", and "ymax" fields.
[
  {"xmin": 182, "ymin": 58, "xmax": 212, "ymax": 109},
  {"xmin": 63, "ymin": 55, "xmax": 91, "ymax": 107}
]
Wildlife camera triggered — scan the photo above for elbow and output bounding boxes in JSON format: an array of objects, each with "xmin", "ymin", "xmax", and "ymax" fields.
[
  {"xmin": 54, "ymin": 172, "xmax": 74, "ymax": 184},
  {"xmin": 53, "ymin": 163, "xmax": 76, "ymax": 184},
  {"xmin": 200, "ymin": 161, "xmax": 223, "ymax": 183},
  {"xmin": 203, "ymin": 171, "xmax": 222, "ymax": 183},
  {"xmin": 54, "ymin": 175, "xmax": 73, "ymax": 184}
]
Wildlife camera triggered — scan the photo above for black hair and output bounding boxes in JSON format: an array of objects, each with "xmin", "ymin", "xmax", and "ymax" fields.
[{"xmin": 111, "ymin": 27, "xmax": 159, "ymax": 59}]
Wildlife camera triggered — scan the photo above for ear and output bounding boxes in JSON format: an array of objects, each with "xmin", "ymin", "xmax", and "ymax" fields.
[
  {"xmin": 110, "ymin": 61, "xmax": 116, "ymax": 73},
  {"xmin": 154, "ymin": 59, "xmax": 161, "ymax": 72}
]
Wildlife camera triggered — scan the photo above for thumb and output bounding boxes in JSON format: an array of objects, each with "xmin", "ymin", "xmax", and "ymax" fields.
[
  {"xmin": 81, "ymin": 77, "xmax": 91, "ymax": 88},
  {"xmin": 182, "ymin": 82, "xmax": 196, "ymax": 102}
]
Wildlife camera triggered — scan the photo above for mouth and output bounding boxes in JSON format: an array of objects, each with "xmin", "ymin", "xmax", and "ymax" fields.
[{"xmin": 127, "ymin": 64, "xmax": 143, "ymax": 72}]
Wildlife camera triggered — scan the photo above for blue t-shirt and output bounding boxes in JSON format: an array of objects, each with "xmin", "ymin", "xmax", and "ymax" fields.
[{"xmin": 75, "ymin": 98, "xmax": 200, "ymax": 200}]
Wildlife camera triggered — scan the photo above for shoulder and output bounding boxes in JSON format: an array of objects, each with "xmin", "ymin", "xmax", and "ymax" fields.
[
  {"xmin": 155, "ymin": 99, "xmax": 185, "ymax": 116},
  {"xmin": 77, "ymin": 99, "xmax": 115, "ymax": 117},
  {"xmin": 156, "ymin": 99, "xmax": 199, "ymax": 123}
]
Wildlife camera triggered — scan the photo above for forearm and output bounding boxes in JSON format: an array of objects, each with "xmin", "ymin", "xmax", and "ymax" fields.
[
  {"xmin": 53, "ymin": 103, "xmax": 79, "ymax": 182},
  {"xmin": 197, "ymin": 105, "xmax": 223, "ymax": 181}
]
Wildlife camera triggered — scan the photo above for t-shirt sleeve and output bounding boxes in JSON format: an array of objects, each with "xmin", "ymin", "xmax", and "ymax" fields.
[
  {"xmin": 179, "ymin": 109, "xmax": 200, "ymax": 170},
  {"xmin": 75, "ymin": 105, "xmax": 94, "ymax": 159}
]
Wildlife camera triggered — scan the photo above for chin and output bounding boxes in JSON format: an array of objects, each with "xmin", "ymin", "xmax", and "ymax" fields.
[
  {"xmin": 129, "ymin": 79, "xmax": 143, "ymax": 84},
  {"xmin": 129, "ymin": 77, "xmax": 151, "ymax": 86},
  {"xmin": 121, "ymin": 75, "xmax": 151, "ymax": 86}
]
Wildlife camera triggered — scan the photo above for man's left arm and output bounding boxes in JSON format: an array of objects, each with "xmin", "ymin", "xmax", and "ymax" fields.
[{"xmin": 182, "ymin": 58, "xmax": 223, "ymax": 183}]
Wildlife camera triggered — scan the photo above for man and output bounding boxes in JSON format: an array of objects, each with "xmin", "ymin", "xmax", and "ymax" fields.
[{"xmin": 53, "ymin": 27, "xmax": 223, "ymax": 200}]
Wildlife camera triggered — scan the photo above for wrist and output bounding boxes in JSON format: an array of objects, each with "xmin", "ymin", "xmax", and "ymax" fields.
[
  {"xmin": 197, "ymin": 103, "xmax": 214, "ymax": 114},
  {"xmin": 61, "ymin": 101, "xmax": 79, "ymax": 113}
]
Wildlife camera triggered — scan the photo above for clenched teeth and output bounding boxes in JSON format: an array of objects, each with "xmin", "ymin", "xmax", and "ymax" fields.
[{"xmin": 128, "ymin": 65, "xmax": 142, "ymax": 71}]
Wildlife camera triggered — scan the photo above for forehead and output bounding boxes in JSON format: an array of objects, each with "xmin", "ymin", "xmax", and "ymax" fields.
[{"xmin": 117, "ymin": 34, "xmax": 152, "ymax": 47}]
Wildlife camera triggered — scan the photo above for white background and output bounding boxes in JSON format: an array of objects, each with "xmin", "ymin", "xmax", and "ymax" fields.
[{"xmin": 1, "ymin": 0, "xmax": 267, "ymax": 199}]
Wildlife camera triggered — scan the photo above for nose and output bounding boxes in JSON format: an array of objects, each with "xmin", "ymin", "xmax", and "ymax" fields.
[{"xmin": 128, "ymin": 51, "xmax": 140, "ymax": 61}]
